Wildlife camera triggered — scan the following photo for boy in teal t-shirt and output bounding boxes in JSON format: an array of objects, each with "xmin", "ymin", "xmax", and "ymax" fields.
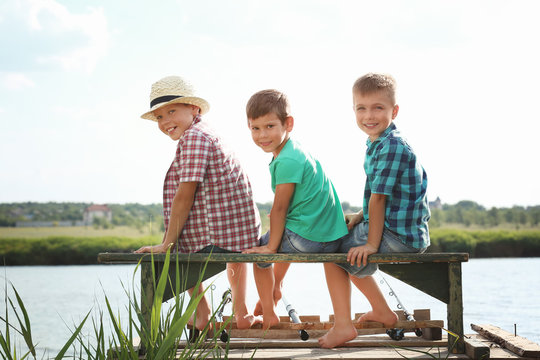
[{"xmin": 243, "ymin": 89, "xmax": 348, "ymax": 330}]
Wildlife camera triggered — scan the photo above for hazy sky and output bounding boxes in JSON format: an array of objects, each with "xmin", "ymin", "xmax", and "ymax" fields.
[{"xmin": 1, "ymin": 0, "xmax": 539, "ymax": 208}]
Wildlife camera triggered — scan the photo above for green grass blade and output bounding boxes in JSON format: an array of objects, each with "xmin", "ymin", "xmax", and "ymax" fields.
[
  {"xmin": 9, "ymin": 286, "xmax": 36, "ymax": 358},
  {"xmin": 53, "ymin": 311, "xmax": 90, "ymax": 360},
  {"xmin": 151, "ymin": 250, "xmax": 170, "ymax": 328}
]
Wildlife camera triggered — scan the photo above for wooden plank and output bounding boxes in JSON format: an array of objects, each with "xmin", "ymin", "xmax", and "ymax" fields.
[
  {"xmin": 97, "ymin": 252, "xmax": 469, "ymax": 264},
  {"xmin": 380, "ymin": 264, "xmax": 450, "ymax": 303},
  {"xmin": 448, "ymin": 262, "xmax": 465, "ymax": 353},
  {"xmin": 414, "ymin": 309, "xmax": 431, "ymax": 321},
  {"xmin": 421, "ymin": 327, "xmax": 442, "ymax": 340},
  {"xmin": 464, "ymin": 337, "xmax": 490, "ymax": 360},
  {"xmin": 471, "ymin": 324, "xmax": 540, "ymax": 357},
  {"xmin": 217, "ymin": 319, "xmax": 443, "ymax": 331},
  {"xmin": 299, "ymin": 315, "xmax": 320, "ymax": 322},
  {"xmin": 179, "ymin": 335, "xmax": 450, "ymax": 349},
  {"xmin": 208, "ymin": 347, "xmax": 471, "ymax": 360},
  {"xmin": 289, "ymin": 320, "xmax": 443, "ymax": 331},
  {"xmin": 229, "ymin": 329, "xmax": 327, "ymax": 339}
]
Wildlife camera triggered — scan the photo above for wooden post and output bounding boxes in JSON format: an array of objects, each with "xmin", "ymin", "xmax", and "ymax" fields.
[{"xmin": 447, "ymin": 262, "xmax": 464, "ymax": 353}]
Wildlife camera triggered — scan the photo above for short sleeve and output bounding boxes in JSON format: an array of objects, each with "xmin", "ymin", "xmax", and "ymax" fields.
[
  {"xmin": 370, "ymin": 143, "xmax": 408, "ymax": 195},
  {"xmin": 177, "ymin": 130, "xmax": 211, "ymax": 183},
  {"xmin": 273, "ymin": 157, "xmax": 303, "ymax": 185}
]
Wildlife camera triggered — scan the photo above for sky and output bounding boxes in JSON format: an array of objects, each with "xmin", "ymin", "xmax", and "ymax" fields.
[{"xmin": 1, "ymin": 0, "xmax": 539, "ymax": 209}]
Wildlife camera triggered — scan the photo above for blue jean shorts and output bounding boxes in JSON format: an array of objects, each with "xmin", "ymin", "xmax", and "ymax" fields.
[
  {"xmin": 257, "ymin": 228, "xmax": 341, "ymax": 269},
  {"xmin": 337, "ymin": 221, "xmax": 425, "ymax": 278}
]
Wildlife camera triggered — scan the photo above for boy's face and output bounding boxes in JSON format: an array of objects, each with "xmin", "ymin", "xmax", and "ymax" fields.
[
  {"xmin": 154, "ymin": 103, "xmax": 199, "ymax": 141},
  {"xmin": 353, "ymin": 90, "xmax": 399, "ymax": 142},
  {"xmin": 248, "ymin": 113, "xmax": 293, "ymax": 157}
]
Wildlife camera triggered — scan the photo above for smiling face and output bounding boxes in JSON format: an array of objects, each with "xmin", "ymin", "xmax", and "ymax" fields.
[
  {"xmin": 154, "ymin": 103, "xmax": 199, "ymax": 140},
  {"xmin": 353, "ymin": 90, "xmax": 399, "ymax": 142},
  {"xmin": 248, "ymin": 112, "xmax": 294, "ymax": 157}
]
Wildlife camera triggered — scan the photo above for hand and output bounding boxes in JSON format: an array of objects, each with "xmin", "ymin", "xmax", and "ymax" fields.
[
  {"xmin": 242, "ymin": 245, "xmax": 277, "ymax": 254},
  {"xmin": 347, "ymin": 243, "xmax": 378, "ymax": 267},
  {"xmin": 345, "ymin": 212, "xmax": 363, "ymax": 231},
  {"xmin": 134, "ymin": 243, "xmax": 172, "ymax": 254}
]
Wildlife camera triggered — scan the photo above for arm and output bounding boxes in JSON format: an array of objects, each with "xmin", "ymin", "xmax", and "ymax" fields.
[
  {"xmin": 243, "ymin": 183, "xmax": 295, "ymax": 254},
  {"xmin": 345, "ymin": 209, "xmax": 364, "ymax": 231},
  {"xmin": 347, "ymin": 193, "xmax": 386, "ymax": 266},
  {"xmin": 135, "ymin": 181, "xmax": 198, "ymax": 253}
]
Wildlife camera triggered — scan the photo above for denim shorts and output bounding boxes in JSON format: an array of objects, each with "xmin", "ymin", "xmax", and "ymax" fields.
[
  {"xmin": 256, "ymin": 228, "xmax": 341, "ymax": 269},
  {"xmin": 337, "ymin": 221, "xmax": 425, "ymax": 278}
]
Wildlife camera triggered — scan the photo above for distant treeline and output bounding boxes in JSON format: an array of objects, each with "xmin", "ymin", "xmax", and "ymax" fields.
[
  {"xmin": 430, "ymin": 200, "xmax": 540, "ymax": 228},
  {"xmin": 1, "ymin": 229, "xmax": 539, "ymax": 265},
  {"xmin": 1, "ymin": 200, "xmax": 539, "ymax": 229}
]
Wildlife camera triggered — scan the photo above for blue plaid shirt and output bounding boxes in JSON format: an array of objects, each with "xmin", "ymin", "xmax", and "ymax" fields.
[{"xmin": 363, "ymin": 123, "xmax": 430, "ymax": 249}]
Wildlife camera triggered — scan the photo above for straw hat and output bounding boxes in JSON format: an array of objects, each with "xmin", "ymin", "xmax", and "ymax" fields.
[{"xmin": 141, "ymin": 76, "xmax": 210, "ymax": 121}]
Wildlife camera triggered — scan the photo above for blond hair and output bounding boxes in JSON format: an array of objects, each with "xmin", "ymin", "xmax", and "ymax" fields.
[
  {"xmin": 353, "ymin": 73, "xmax": 397, "ymax": 105},
  {"xmin": 246, "ymin": 89, "xmax": 290, "ymax": 123}
]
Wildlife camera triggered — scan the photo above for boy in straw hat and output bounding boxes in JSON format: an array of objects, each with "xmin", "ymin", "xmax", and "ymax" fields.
[{"xmin": 135, "ymin": 76, "xmax": 262, "ymax": 331}]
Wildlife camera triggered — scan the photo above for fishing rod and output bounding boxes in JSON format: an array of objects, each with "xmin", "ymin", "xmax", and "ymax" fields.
[
  {"xmin": 377, "ymin": 272, "xmax": 423, "ymax": 340},
  {"xmin": 282, "ymin": 295, "xmax": 310, "ymax": 341},
  {"xmin": 215, "ymin": 288, "xmax": 232, "ymax": 342},
  {"xmin": 187, "ymin": 287, "xmax": 232, "ymax": 343}
]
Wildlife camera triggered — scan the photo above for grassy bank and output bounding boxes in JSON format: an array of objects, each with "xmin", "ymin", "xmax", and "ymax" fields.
[
  {"xmin": 0, "ymin": 225, "xmax": 161, "ymax": 239},
  {"xmin": 429, "ymin": 228, "xmax": 540, "ymax": 257},
  {"xmin": 0, "ymin": 235, "xmax": 161, "ymax": 265},
  {"xmin": 1, "ymin": 227, "xmax": 539, "ymax": 265}
]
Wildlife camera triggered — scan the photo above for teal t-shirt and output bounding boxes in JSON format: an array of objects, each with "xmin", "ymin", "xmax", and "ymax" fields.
[{"xmin": 269, "ymin": 139, "xmax": 348, "ymax": 242}]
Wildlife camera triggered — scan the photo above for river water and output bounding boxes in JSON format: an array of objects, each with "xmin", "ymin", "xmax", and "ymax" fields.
[{"xmin": 1, "ymin": 257, "xmax": 539, "ymax": 355}]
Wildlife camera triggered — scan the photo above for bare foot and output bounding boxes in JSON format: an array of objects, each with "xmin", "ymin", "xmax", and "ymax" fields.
[
  {"xmin": 235, "ymin": 313, "xmax": 263, "ymax": 329},
  {"xmin": 253, "ymin": 287, "xmax": 282, "ymax": 317},
  {"xmin": 318, "ymin": 324, "xmax": 358, "ymax": 348},
  {"xmin": 187, "ymin": 314, "xmax": 212, "ymax": 331},
  {"xmin": 253, "ymin": 299, "xmax": 263, "ymax": 316},
  {"xmin": 357, "ymin": 310, "xmax": 398, "ymax": 327},
  {"xmin": 262, "ymin": 311, "xmax": 280, "ymax": 330}
]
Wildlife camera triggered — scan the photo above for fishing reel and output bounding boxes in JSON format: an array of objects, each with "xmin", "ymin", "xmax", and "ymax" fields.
[{"xmin": 386, "ymin": 328, "xmax": 405, "ymax": 341}]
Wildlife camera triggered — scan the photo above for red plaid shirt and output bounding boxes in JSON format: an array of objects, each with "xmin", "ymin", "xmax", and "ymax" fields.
[{"xmin": 163, "ymin": 116, "xmax": 261, "ymax": 253}]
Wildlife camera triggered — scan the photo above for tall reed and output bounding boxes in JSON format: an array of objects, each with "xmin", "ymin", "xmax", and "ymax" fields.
[{"xmin": 1, "ymin": 250, "xmax": 233, "ymax": 359}]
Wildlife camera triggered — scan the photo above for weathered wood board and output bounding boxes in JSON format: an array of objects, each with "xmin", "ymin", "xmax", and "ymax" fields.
[{"xmin": 471, "ymin": 323, "xmax": 540, "ymax": 358}]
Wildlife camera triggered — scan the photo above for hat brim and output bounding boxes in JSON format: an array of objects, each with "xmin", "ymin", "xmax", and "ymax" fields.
[{"xmin": 141, "ymin": 96, "xmax": 210, "ymax": 121}]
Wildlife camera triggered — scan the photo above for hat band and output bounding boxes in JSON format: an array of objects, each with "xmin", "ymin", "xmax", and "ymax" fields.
[{"xmin": 150, "ymin": 95, "xmax": 184, "ymax": 108}]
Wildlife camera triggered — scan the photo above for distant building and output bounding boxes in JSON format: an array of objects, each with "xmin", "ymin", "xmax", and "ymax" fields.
[
  {"xmin": 83, "ymin": 204, "xmax": 112, "ymax": 225},
  {"xmin": 429, "ymin": 196, "xmax": 443, "ymax": 210}
]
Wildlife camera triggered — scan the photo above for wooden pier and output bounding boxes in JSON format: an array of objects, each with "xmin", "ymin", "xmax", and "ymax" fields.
[
  {"xmin": 97, "ymin": 252, "xmax": 540, "ymax": 359},
  {"xmin": 178, "ymin": 319, "xmax": 540, "ymax": 359}
]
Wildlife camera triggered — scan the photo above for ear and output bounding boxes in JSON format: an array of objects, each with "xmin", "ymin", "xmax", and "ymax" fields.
[
  {"xmin": 392, "ymin": 104, "xmax": 399, "ymax": 119},
  {"xmin": 285, "ymin": 116, "xmax": 294, "ymax": 132},
  {"xmin": 190, "ymin": 104, "xmax": 201, "ymax": 115}
]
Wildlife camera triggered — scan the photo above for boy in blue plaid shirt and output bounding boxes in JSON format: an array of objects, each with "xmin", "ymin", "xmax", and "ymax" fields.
[{"xmin": 319, "ymin": 73, "xmax": 430, "ymax": 348}]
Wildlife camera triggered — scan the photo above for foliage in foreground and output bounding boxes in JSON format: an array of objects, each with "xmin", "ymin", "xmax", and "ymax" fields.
[{"xmin": 0, "ymin": 250, "xmax": 233, "ymax": 359}]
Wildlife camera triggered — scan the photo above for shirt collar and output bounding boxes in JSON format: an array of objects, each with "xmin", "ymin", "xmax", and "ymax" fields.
[{"xmin": 366, "ymin": 122, "xmax": 397, "ymax": 147}]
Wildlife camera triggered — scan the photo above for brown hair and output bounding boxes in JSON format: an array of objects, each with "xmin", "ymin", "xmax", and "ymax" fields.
[
  {"xmin": 246, "ymin": 89, "xmax": 290, "ymax": 123},
  {"xmin": 352, "ymin": 73, "xmax": 397, "ymax": 105}
]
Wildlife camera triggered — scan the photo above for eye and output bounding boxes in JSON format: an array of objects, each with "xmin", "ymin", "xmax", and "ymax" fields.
[
  {"xmin": 169, "ymin": 109, "xmax": 175, "ymax": 114},
  {"xmin": 156, "ymin": 115, "xmax": 162, "ymax": 120},
  {"xmin": 267, "ymin": 124, "xmax": 274, "ymax": 129}
]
